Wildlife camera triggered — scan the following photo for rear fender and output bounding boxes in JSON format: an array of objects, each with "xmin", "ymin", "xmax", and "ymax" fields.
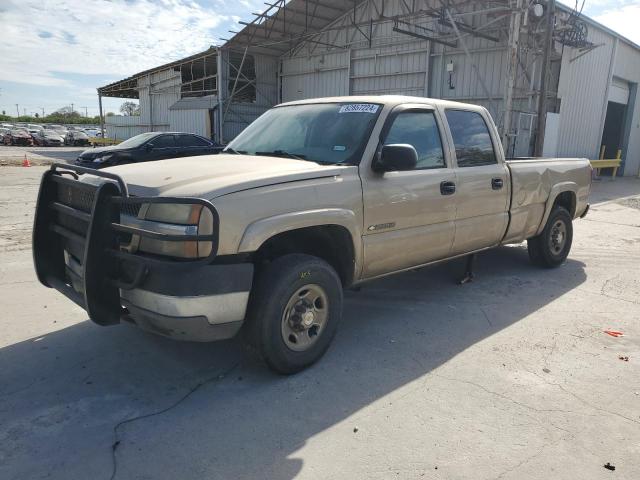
[{"xmin": 535, "ymin": 182, "xmax": 578, "ymax": 235}]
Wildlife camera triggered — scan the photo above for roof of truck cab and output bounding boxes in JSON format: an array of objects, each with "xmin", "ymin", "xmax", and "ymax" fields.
[{"xmin": 277, "ymin": 95, "xmax": 486, "ymax": 112}]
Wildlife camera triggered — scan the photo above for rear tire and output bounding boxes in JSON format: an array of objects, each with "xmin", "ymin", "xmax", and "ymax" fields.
[
  {"xmin": 527, "ymin": 206, "xmax": 573, "ymax": 268},
  {"xmin": 243, "ymin": 254, "xmax": 343, "ymax": 374}
]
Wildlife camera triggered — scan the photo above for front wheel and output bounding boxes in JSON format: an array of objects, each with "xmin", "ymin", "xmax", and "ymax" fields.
[
  {"xmin": 243, "ymin": 254, "xmax": 343, "ymax": 374},
  {"xmin": 527, "ymin": 206, "xmax": 573, "ymax": 268}
]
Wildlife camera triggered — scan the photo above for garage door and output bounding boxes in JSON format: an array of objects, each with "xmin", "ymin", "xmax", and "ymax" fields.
[{"xmin": 609, "ymin": 77, "xmax": 629, "ymax": 105}]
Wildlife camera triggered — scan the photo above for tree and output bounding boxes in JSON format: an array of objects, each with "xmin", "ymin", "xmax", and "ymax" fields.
[
  {"xmin": 52, "ymin": 106, "xmax": 82, "ymax": 120},
  {"xmin": 119, "ymin": 101, "xmax": 140, "ymax": 116},
  {"xmin": 106, "ymin": 112, "xmax": 115, "ymax": 117},
  {"xmin": 35, "ymin": 112, "xmax": 39, "ymax": 118},
  {"xmin": 1, "ymin": 110, "xmax": 5, "ymax": 115}
]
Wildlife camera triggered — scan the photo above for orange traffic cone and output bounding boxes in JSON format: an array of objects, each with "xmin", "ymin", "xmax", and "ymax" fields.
[{"xmin": 22, "ymin": 154, "xmax": 31, "ymax": 167}]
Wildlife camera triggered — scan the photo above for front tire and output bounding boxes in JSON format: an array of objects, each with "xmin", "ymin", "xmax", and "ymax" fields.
[
  {"xmin": 244, "ymin": 254, "xmax": 343, "ymax": 374},
  {"xmin": 527, "ymin": 206, "xmax": 573, "ymax": 268}
]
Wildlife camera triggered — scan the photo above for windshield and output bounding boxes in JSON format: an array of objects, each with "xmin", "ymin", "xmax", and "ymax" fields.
[
  {"xmin": 225, "ymin": 102, "xmax": 382, "ymax": 165},
  {"xmin": 117, "ymin": 132, "xmax": 158, "ymax": 149}
]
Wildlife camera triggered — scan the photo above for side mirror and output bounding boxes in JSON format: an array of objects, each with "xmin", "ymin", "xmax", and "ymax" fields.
[
  {"xmin": 373, "ymin": 144, "xmax": 418, "ymax": 172},
  {"xmin": 145, "ymin": 143, "xmax": 154, "ymax": 151}
]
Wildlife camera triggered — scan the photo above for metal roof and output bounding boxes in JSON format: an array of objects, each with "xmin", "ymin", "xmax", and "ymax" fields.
[{"xmin": 222, "ymin": 0, "xmax": 359, "ymax": 56}]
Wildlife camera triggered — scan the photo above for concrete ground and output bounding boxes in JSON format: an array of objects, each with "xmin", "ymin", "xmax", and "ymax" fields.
[
  {"xmin": 0, "ymin": 167, "xmax": 639, "ymax": 480},
  {"xmin": 0, "ymin": 145, "xmax": 83, "ymax": 166}
]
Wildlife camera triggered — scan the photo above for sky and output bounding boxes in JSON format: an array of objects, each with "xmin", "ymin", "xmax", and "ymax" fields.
[{"xmin": 0, "ymin": 0, "xmax": 639, "ymax": 118}]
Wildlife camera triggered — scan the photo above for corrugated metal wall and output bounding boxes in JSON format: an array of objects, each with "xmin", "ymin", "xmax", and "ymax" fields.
[
  {"xmin": 137, "ymin": 69, "xmax": 180, "ymax": 130},
  {"xmin": 556, "ymin": 29, "xmax": 617, "ymax": 159},
  {"xmin": 279, "ymin": 0, "xmax": 531, "ymax": 133},
  {"xmin": 104, "ymin": 115, "xmax": 147, "ymax": 141},
  {"xmin": 281, "ymin": 51, "xmax": 349, "ymax": 101},
  {"xmin": 168, "ymin": 109, "xmax": 209, "ymax": 137}
]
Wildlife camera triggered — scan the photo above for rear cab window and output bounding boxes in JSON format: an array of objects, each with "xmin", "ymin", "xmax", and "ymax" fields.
[{"xmin": 445, "ymin": 110, "xmax": 497, "ymax": 167}]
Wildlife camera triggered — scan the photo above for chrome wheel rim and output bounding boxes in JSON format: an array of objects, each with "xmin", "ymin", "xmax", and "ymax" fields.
[
  {"xmin": 281, "ymin": 284, "xmax": 329, "ymax": 352},
  {"xmin": 549, "ymin": 219, "xmax": 567, "ymax": 255}
]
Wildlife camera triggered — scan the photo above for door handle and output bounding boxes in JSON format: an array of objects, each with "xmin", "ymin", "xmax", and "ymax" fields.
[
  {"xmin": 440, "ymin": 181, "xmax": 456, "ymax": 196},
  {"xmin": 491, "ymin": 178, "xmax": 504, "ymax": 190}
]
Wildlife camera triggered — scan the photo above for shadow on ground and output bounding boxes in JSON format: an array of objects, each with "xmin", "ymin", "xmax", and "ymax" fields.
[{"xmin": 0, "ymin": 246, "xmax": 586, "ymax": 479}]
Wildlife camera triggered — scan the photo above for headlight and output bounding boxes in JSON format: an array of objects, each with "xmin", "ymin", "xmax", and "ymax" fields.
[
  {"xmin": 93, "ymin": 154, "xmax": 113, "ymax": 163},
  {"xmin": 136, "ymin": 203, "xmax": 214, "ymax": 259}
]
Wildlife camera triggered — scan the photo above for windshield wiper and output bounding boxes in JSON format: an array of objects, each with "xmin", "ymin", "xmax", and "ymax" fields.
[
  {"xmin": 312, "ymin": 160, "xmax": 350, "ymax": 166},
  {"xmin": 255, "ymin": 150, "xmax": 307, "ymax": 160}
]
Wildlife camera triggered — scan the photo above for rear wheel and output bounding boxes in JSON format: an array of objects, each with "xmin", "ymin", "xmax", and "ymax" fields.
[
  {"xmin": 243, "ymin": 254, "xmax": 343, "ymax": 374},
  {"xmin": 527, "ymin": 206, "xmax": 573, "ymax": 268}
]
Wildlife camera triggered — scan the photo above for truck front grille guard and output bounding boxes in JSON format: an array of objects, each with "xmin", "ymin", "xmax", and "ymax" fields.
[{"xmin": 33, "ymin": 163, "xmax": 219, "ymax": 326}]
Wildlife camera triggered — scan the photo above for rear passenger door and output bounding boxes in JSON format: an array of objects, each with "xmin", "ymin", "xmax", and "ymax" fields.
[
  {"xmin": 444, "ymin": 109, "xmax": 509, "ymax": 255},
  {"xmin": 361, "ymin": 106, "xmax": 457, "ymax": 278}
]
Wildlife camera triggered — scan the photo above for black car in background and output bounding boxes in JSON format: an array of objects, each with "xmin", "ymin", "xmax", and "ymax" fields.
[{"xmin": 75, "ymin": 132, "xmax": 221, "ymax": 168}]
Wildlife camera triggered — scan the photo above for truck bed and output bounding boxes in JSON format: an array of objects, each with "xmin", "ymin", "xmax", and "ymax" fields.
[{"xmin": 502, "ymin": 157, "xmax": 592, "ymax": 244}]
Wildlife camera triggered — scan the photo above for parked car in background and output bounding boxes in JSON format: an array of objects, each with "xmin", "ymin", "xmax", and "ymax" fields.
[
  {"xmin": 65, "ymin": 130, "xmax": 90, "ymax": 146},
  {"xmin": 75, "ymin": 132, "xmax": 221, "ymax": 168},
  {"xmin": 27, "ymin": 124, "xmax": 44, "ymax": 132},
  {"xmin": 0, "ymin": 127, "xmax": 10, "ymax": 142},
  {"xmin": 1, "ymin": 123, "xmax": 15, "ymax": 129},
  {"xmin": 33, "ymin": 130, "xmax": 65, "ymax": 146},
  {"xmin": 3, "ymin": 129, "xmax": 34, "ymax": 146}
]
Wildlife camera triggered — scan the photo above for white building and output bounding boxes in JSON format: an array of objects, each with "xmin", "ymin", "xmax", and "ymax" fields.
[{"xmin": 99, "ymin": 0, "xmax": 640, "ymax": 176}]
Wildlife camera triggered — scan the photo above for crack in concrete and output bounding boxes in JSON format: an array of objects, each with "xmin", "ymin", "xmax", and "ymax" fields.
[
  {"xmin": 432, "ymin": 374, "xmax": 580, "ymax": 416},
  {"xmin": 109, "ymin": 361, "xmax": 241, "ymax": 480},
  {"xmin": 583, "ymin": 218, "xmax": 640, "ymax": 228}
]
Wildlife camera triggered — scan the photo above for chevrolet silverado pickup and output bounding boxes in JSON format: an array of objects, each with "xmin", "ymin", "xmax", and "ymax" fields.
[{"xmin": 33, "ymin": 96, "xmax": 592, "ymax": 374}]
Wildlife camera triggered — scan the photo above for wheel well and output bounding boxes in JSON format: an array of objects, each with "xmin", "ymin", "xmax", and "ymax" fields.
[
  {"xmin": 253, "ymin": 225, "xmax": 356, "ymax": 287},
  {"xmin": 553, "ymin": 191, "xmax": 576, "ymax": 217}
]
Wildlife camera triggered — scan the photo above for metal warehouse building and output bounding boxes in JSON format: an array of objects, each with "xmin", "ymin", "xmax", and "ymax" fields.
[{"xmin": 99, "ymin": 0, "xmax": 640, "ymax": 176}]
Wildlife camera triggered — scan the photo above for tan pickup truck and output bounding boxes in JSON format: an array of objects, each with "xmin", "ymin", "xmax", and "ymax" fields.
[{"xmin": 33, "ymin": 96, "xmax": 592, "ymax": 373}]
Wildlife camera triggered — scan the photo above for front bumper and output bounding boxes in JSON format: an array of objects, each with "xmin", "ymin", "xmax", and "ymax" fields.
[
  {"xmin": 32, "ymin": 163, "xmax": 249, "ymax": 342},
  {"xmin": 120, "ymin": 263, "xmax": 253, "ymax": 341}
]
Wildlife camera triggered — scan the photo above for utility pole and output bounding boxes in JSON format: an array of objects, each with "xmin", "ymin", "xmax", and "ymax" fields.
[
  {"xmin": 40, "ymin": 107, "xmax": 45, "ymax": 117},
  {"xmin": 15, "ymin": 104, "xmax": 19, "ymax": 118},
  {"xmin": 534, "ymin": 0, "xmax": 556, "ymax": 156},
  {"xmin": 71, "ymin": 103, "xmax": 74, "ymax": 115},
  {"xmin": 502, "ymin": 0, "xmax": 524, "ymax": 154},
  {"xmin": 82, "ymin": 106, "xmax": 88, "ymax": 117}
]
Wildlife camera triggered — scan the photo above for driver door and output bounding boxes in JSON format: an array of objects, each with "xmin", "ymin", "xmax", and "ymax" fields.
[{"xmin": 360, "ymin": 106, "xmax": 457, "ymax": 278}]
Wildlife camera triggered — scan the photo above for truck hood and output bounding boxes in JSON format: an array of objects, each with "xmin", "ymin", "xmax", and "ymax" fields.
[{"xmin": 100, "ymin": 154, "xmax": 349, "ymax": 198}]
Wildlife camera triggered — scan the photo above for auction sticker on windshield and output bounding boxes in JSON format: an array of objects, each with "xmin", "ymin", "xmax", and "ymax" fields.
[{"xmin": 338, "ymin": 104, "xmax": 379, "ymax": 114}]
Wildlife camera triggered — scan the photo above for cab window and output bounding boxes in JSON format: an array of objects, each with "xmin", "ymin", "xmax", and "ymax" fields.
[
  {"xmin": 445, "ymin": 110, "xmax": 497, "ymax": 167},
  {"xmin": 383, "ymin": 111, "xmax": 445, "ymax": 169}
]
